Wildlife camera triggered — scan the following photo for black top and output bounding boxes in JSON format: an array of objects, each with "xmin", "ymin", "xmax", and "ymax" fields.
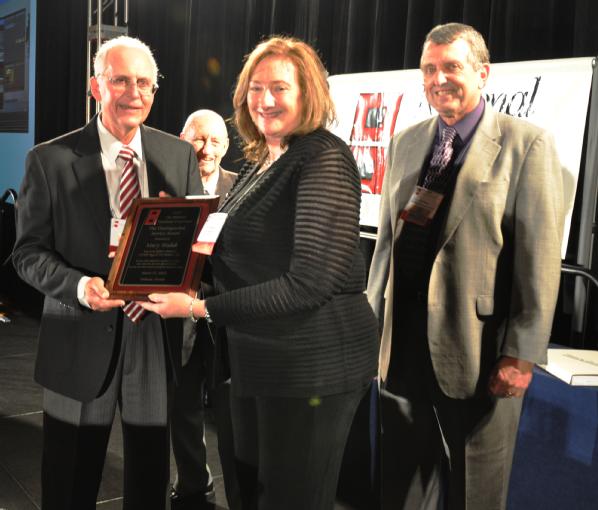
[{"xmin": 206, "ymin": 128, "xmax": 378, "ymax": 397}]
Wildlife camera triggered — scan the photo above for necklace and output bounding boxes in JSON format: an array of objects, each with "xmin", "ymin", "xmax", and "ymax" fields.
[
  {"xmin": 259, "ymin": 146, "xmax": 288, "ymax": 173},
  {"xmin": 220, "ymin": 146, "xmax": 288, "ymax": 214},
  {"xmin": 260, "ymin": 156, "xmax": 275, "ymax": 172}
]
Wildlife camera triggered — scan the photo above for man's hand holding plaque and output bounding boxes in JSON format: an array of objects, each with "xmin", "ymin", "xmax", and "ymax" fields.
[{"xmin": 86, "ymin": 277, "xmax": 126, "ymax": 311}]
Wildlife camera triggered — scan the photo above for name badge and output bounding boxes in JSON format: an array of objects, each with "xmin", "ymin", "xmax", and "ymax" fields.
[
  {"xmin": 400, "ymin": 186, "xmax": 444, "ymax": 227},
  {"xmin": 194, "ymin": 212, "xmax": 228, "ymax": 255},
  {"xmin": 109, "ymin": 217, "xmax": 127, "ymax": 255}
]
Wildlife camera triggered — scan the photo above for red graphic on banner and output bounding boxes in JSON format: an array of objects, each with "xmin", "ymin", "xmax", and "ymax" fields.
[{"xmin": 349, "ymin": 92, "xmax": 403, "ymax": 194}]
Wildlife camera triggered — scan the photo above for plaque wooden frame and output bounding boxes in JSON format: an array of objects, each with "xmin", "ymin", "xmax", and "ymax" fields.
[{"xmin": 106, "ymin": 196, "xmax": 219, "ymax": 300}]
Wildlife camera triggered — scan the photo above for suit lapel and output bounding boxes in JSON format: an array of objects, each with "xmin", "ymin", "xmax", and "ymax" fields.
[
  {"xmin": 391, "ymin": 120, "xmax": 437, "ymax": 233},
  {"xmin": 215, "ymin": 170, "xmax": 227, "ymax": 197},
  {"xmin": 439, "ymin": 109, "xmax": 501, "ymax": 249},
  {"xmin": 214, "ymin": 168, "xmax": 235, "ymax": 202},
  {"xmin": 141, "ymin": 127, "xmax": 168, "ymax": 196},
  {"xmin": 378, "ymin": 120, "xmax": 436, "ymax": 381},
  {"xmin": 72, "ymin": 118, "xmax": 111, "ymax": 241}
]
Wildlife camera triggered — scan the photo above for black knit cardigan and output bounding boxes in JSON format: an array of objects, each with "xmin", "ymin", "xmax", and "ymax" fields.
[{"xmin": 205, "ymin": 128, "xmax": 378, "ymax": 397}]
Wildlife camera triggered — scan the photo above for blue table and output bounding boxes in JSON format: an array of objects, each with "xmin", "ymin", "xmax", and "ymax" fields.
[{"xmin": 508, "ymin": 366, "xmax": 598, "ymax": 509}]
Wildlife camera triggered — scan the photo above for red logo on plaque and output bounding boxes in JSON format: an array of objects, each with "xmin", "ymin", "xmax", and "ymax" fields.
[{"xmin": 145, "ymin": 209, "xmax": 161, "ymax": 225}]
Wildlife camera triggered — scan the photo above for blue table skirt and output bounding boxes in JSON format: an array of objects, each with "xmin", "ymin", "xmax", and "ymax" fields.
[
  {"xmin": 508, "ymin": 366, "xmax": 598, "ymax": 509},
  {"xmin": 340, "ymin": 369, "xmax": 598, "ymax": 509}
]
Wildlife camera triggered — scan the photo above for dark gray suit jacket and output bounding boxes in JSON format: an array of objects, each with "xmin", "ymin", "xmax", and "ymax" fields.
[
  {"xmin": 181, "ymin": 167, "xmax": 237, "ymax": 366},
  {"xmin": 13, "ymin": 116, "xmax": 203, "ymax": 402},
  {"xmin": 215, "ymin": 167, "xmax": 237, "ymax": 204}
]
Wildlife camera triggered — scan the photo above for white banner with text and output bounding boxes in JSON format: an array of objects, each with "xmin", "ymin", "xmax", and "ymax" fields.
[{"xmin": 329, "ymin": 57, "xmax": 595, "ymax": 258}]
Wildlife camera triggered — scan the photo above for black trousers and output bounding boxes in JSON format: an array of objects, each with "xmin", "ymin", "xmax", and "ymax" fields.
[
  {"xmin": 381, "ymin": 295, "xmax": 523, "ymax": 510},
  {"xmin": 42, "ymin": 413, "xmax": 169, "ymax": 510},
  {"xmin": 171, "ymin": 318, "xmax": 241, "ymax": 508},
  {"xmin": 40, "ymin": 317, "xmax": 170, "ymax": 510},
  {"xmin": 170, "ymin": 328, "xmax": 212, "ymax": 495},
  {"xmin": 230, "ymin": 385, "xmax": 368, "ymax": 510},
  {"xmin": 212, "ymin": 380, "xmax": 243, "ymax": 510}
]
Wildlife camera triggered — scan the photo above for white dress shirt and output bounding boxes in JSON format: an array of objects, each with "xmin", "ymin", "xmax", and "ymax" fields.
[{"xmin": 77, "ymin": 117, "xmax": 149, "ymax": 306}]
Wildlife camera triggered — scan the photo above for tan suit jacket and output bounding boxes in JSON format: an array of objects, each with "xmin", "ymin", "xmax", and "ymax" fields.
[{"xmin": 367, "ymin": 107, "xmax": 564, "ymax": 398}]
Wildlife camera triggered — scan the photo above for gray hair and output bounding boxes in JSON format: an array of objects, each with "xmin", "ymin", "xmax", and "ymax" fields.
[
  {"xmin": 182, "ymin": 109, "xmax": 228, "ymax": 138},
  {"xmin": 422, "ymin": 23, "xmax": 490, "ymax": 69},
  {"xmin": 93, "ymin": 36, "xmax": 159, "ymax": 82}
]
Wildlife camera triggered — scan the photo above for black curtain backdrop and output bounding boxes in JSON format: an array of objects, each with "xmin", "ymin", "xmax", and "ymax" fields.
[
  {"xmin": 36, "ymin": 0, "xmax": 598, "ymax": 149},
  {"xmin": 34, "ymin": 0, "xmax": 598, "ymax": 345}
]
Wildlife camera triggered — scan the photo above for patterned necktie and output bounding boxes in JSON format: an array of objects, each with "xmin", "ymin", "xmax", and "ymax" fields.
[
  {"xmin": 117, "ymin": 146, "xmax": 145, "ymax": 323},
  {"xmin": 423, "ymin": 126, "xmax": 457, "ymax": 190},
  {"xmin": 394, "ymin": 126, "xmax": 458, "ymax": 288}
]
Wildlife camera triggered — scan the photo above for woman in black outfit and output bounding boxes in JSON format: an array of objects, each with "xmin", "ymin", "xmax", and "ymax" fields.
[{"xmin": 143, "ymin": 35, "xmax": 378, "ymax": 510}]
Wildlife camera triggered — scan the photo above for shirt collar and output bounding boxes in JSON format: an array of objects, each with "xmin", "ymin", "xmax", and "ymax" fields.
[
  {"xmin": 438, "ymin": 98, "xmax": 485, "ymax": 146},
  {"xmin": 203, "ymin": 167, "xmax": 221, "ymax": 195},
  {"xmin": 96, "ymin": 116, "xmax": 144, "ymax": 163}
]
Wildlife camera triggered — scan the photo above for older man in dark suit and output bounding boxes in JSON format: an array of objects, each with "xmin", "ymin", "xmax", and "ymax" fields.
[
  {"xmin": 367, "ymin": 23, "xmax": 564, "ymax": 510},
  {"xmin": 12, "ymin": 36, "xmax": 202, "ymax": 509},
  {"xmin": 170, "ymin": 109, "xmax": 238, "ymax": 510}
]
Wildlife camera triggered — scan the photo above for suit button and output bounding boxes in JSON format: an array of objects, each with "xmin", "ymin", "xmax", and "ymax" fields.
[{"xmin": 107, "ymin": 325, "xmax": 114, "ymax": 333}]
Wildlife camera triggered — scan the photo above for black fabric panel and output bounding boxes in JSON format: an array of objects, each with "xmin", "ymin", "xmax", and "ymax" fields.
[
  {"xmin": 35, "ymin": 0, "xmax": 598, "ymax": 150},
  {"xmin": 32, "ymin": 0, "xmax": 598, "ymax": 345}
]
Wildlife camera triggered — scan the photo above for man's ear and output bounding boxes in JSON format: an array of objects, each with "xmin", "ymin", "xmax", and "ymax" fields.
[
  {"xmin": 478, "ymin": 63, "xmax": 490, "ymax": 89},
  {"xmin": 89, "ymin": 76, "xmax": 102, "ymax": 102}
]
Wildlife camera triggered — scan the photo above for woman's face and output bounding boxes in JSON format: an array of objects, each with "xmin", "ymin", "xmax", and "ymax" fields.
[{"xmin": 247, "ymin": 55, "xmax": 303, "ymax": 147}]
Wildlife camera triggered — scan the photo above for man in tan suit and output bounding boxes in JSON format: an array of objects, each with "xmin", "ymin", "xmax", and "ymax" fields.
[{"xmin": 367, "ymin": 23, "xmax": 564, "ymax": 510}]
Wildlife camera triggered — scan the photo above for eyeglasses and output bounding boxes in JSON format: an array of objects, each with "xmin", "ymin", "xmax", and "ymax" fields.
[{"xmin": 99, "ymin": 74, "xmax": 159, "ymax": 95}]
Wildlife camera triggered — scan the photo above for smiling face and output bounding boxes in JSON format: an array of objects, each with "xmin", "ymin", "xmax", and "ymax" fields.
[
  {"xmin": 247, "ymin": 55, "xmax": 303, "ymax": 148},
  {"xmin": 181, "ymin": 113, "xmax": 229, "ymax": 178},
  {"xmin": 90, "ymin": 46, "xmax": 156, "ymax": 143},
  {"xmin": 420, "ymin": 38, "xmax": 489, "ymax": 125}
]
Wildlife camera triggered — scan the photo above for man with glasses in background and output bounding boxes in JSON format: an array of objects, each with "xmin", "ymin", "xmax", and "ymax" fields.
[{"xmin": 13, "ymin": 36, "xmax": 202, "ymax": 509}]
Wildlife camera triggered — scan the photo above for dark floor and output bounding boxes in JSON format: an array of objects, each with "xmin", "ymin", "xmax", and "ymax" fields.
[
  {"xmin": 0, "ymin": 298, "xmax": 366, "ymax": 510},
  {"xmin": 0, "ymin": 297, "xmax": 229, "ymax": 509}
]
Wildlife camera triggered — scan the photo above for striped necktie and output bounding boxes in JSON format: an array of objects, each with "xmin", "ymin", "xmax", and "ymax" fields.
[
  {"xmin": 118, "ymin": 146, "xmax": 141, "ymax": 218},
  {"xmin": 117, "ymin": 146, "xmax": 145, "ymax": 323}
]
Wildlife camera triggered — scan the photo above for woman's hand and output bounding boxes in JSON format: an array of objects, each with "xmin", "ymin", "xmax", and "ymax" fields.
[{"xmin": 139, "ymin": 292, "xmax": 203, "ymax": 319}]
